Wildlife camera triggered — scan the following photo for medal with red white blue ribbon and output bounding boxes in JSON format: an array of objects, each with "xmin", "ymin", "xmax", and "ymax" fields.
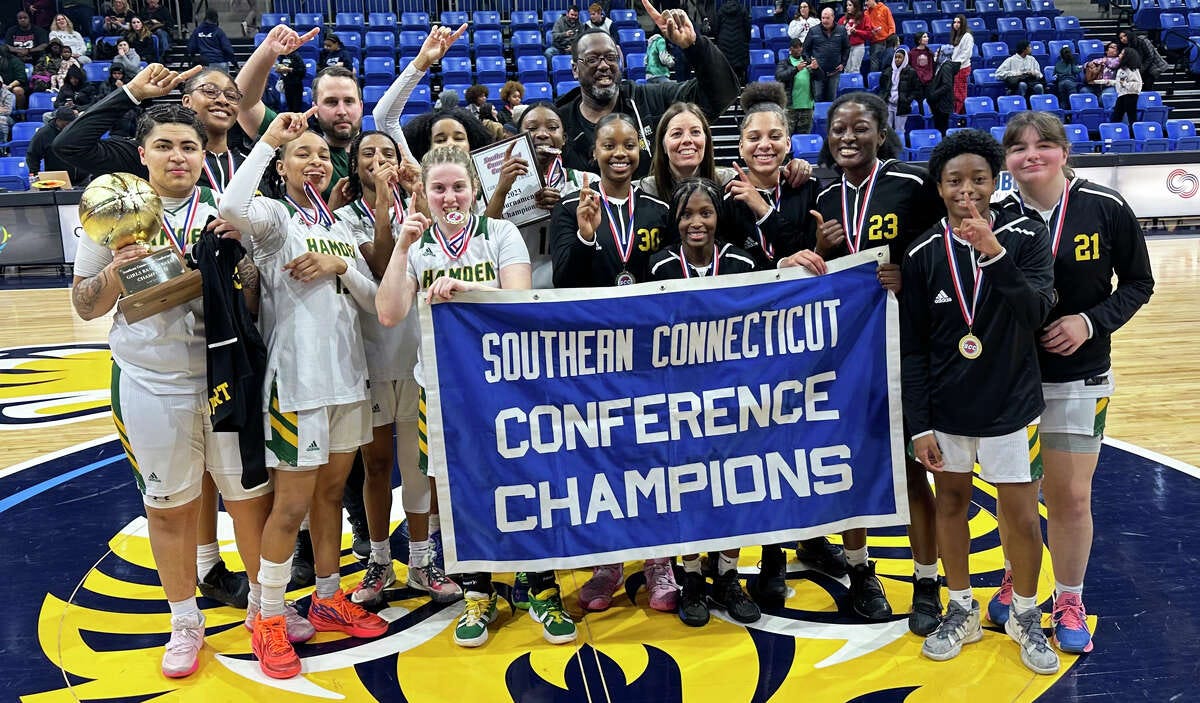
[
  {"xmin": 160, "ymin": 187, "xmax": 201, "ymax": 256},
  {"xmin": 600, "ymin": 184, "xmax": 637, "ymax": 285},
  {"xmin": 943, "ymin": 220, "xmax": 984, "ymax": 359},
  {"xmin": 360, "ymin": 185, "xmax": 407, "ymax": 227},
  {"xmin": 680, "ymin": 242, "xmax": 721, "ymax": 278},
  {"xmin": 545, "ymin": 155, "xmax": 566, "ymax": 190},
  {"xmin": 753, "ymin": 182, "xmax": 781, "ymax": 260},
  {"xmin": 284, "ymin": 182, "xmax": 335, "ymax": 229},
  {"xmin": 841, "ymin": 159, "xmax": 882, "ymax": 253},
  {"xmin": 432, "ymin": 211, "xmax": 474, "ymax": 261},
  {"xmin": 1047, "ymin": 180, "xmax": 1071, "ymax": 257},
  {"xmin": 201, "ymin": 151, "xmax": 236, "ymax": 195}
]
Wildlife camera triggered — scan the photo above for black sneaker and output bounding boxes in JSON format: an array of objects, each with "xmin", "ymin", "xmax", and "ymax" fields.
[
  {"xmin": 848, "ymin": 561, "xmax": 893, "ymax": 621},
  {"xmin": 678, "ymin": 571, "xmax": 710, "ymax": 627},
  {"xmin": 290, "ymin": 529, "xmax": 316, "ymax": 588},
  {"xmin": 750, "ymin": 545, "xmax": 788, "ymax": 609},
  {"xmin": 198, "ymin": 560, "xmax": 250, "ymax": 609},
  {"xmin": 711, "ymin": 569, "xmax": 761, "ymax": 623},
  {"xmin": 796, "ymin": 537, "xmax": 849, "ymax": 578},
  {"xmin": 348, "ymin": 514, "xmax": 371, "ymax": 561},
  {"xmin": 909, "ymin": 575, "xmax": 942, "ymax": 636}
]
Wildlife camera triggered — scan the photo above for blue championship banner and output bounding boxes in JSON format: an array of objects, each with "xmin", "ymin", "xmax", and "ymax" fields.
[{"xmin": 420, "ymin": 250, "xmax": 908, "ymax": 573}]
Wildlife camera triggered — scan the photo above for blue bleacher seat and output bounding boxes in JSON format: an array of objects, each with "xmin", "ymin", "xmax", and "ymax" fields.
[
  {"xmin": 1030, "ymin": 0, "xmax": 1062, "ymax": 15},
  {"xmin": 1161, "ymin": 13, "xmax": 1191, "ymax": 51},
  {"xmin": 548, "ymin": 53, "xmax": 574, "ymax": 83},
  {"xmin": 763, "ymin": 24, "xmax": 790, "ymax": 53},
  {"xmin": 485, "ymin": 82, "xmax": 507, "ymax": 109},
  {"xmin": 967, "ymin": 17, "xmax": 988, "ymax": 34},
  {"xmin": 513, "ymin": 30, "xmax": 544, "ymax": 58},
  {"xmin": 617, "ymin": 28, "xmax": 646, "ymax": 54},
  {"xmin": 1028, "ymin": 93, "xmax": 1064, "ymax": 118},
  {"xmin": 474, "ymin": 30, "xmax": 504, "ymax": 57},
  {"xmin": 930, "ymin": 18, "xmax": 953, "ymax": 45},
  {"xmin": 977, "ymin": 0, "xmax": 1003, "ymax": 19},
  {"xmin": 558, "ymin": 80, "xmax": 580, "ymax": 96},
  {"xmin": 510, "ymin": 10, "xmax": 539, "ymax": 31},
  {"xmin": 868, "ymin": 70, "xmax": 881, "ymax": 92},
  {"xmin": 1101, "ymin": 88, "xmax": 1118, "ymax": 113},
  {"xmin": 260, "ymin": 13, "xmax": 289, "ymax": 31},
  {"xmin": 365, "ymin": 30, "xmax": 396, "ymax": 57},
  {"xmin": 1189, "ymin": 11, "xmax": 1200, "ymax": 32},
  {"xmin": 1026, "ymin": 16, "xmax": 1054, "ymax": 42},
  {"xmin": 1077, "ymin": 38, "xmax": 1105, "ymax": 62},
  {"xmin": 906, "ymin": 129, "xmax": 943, "ymax": 160},
  {"xmin": 0, "ymin": 157, "xmax": 30, "ymax": 190},
  {"xmin": 996, "ymin": 94, "xmax": 1027, "ymax": 121},
  {"xmin": 626, "ymin": 52, "xmax": 646, "ymax": 81},
  {"xmin": 440, "ymin": 11, "xmax": 468, "ymax": 28},
  {"xmin": 749, "ymin": 49, "xmax": 775, "ymax": 82},
  {"xmin": 971, "ymin": 68, "xmax": 1005, "ymax": 100},
  {"xmin": 838, "ymin": 72, "xmax": 865, "ymax": 95},
  {"xmin": 335, "ymin": 12, "xmax": 364, "ymax": 33},
  {"xmin": 1133, "ymin": 121, "xmax": 1171, "ymax": 150},
  {"xmin": 1069, "ymin": 91, "xmax": 1105, "ymax": 133},
  {"xmin": 990, "ymin": 125, "xmax": 1008, "ymax": 141},
  {"xmin": 813, "ymin": 101, "xmax": 832, "ymax": 135},
  {"xmin": 26, "ymin": 93, "xmax": 54, "ymax": 122},
  {"xmin": 996, "ymin": 17, "xmax": 1025, "ymax": 46},
  {"xmin": 1054, "ymin": 15, "xmax": 1084, "ymax": 41},
  {"xmin": 362, "ymin": 84, "xmax": 387, "ymax": 111},
  {"xmin": 1138, "ymin": 90, "xmax": 1171, "ymax": 123},
  {"xmin": 293, "ymin": 12, "xmax": 323, "ymax": 33},
  {"xmin": 902, "ymin": 20, "xmax": 929, "ymax": 44},
  {"xmin": 791, "ymin": 133, "xmax": 823, "ymax": 159},
  {"xmin": 525, "ymin": 82, "xmax": 553, "ymax": 102},
  {"xmin": 1098, "ymin": 122, "xmax": 1136, "ymax": 152},
  {"xmin": 340, "ymin": 31, "xmax": 362, "ymax": 59},
  {"xmin": 1028, "ymin": 40, "xmax": 1050, "ymax": 66},
  {"xmin": 371, "ymin": 12, "xmax": 400, "ymax": 32},
  {"xmin": 611, "ymin": 9, "xmax": 638, "ymax": 31},
  {"xmin": 441, "ymin": 56, "xmax": 472, "ymax": 83},
  {"xmin": 891, "ymin": 0, "xmax": 914, "ymax": 22},
  {"xmin": 912, "ymin": 0, "xmax": 938, "ymax": 15},
  {"xmin": 363, "ymin": 56, "xmax": 394, "ymax": 82},
  {"xmin": 301, "ymin": 58, "xmax": 317, "ymax": 87},
  {"xmin": 1048, "ymin": 39, "xmax": 1075, "ymax": 62},
  {"xmin": 1134, "ymin": 0, "xmax": 1164, "ymax": 29},
  {"xmin": 442, "ymin": 83, "xmax": 471, "ymax": 102},
  {"xmin": 398, "ymin": 31, "xmax": 426, "ymax": 58},
  {"xmin": 472, "ymin": 11, "xmax": 501, "ymax": 30},
  {"xmin": 84, "ymin": 62, "xmax": 111, "ymax": 82},
  {"xmin": 942, "ymin": 0, "xmax": 967, "ymax": 14},
  {"xmin": 1002, "ymin": 0, "xmax": 1032, "ymax": 18},
  {"xmin": 402, "ymin": 84, "xmax": 431, "ymax": 114},
  {"xmin": 4, "ymin": 122, "xmax": 39, "ymax": 157},
  {"xmin": 477, "ymin": 55, "xmax": 507, "ymax": 84},
  {"xmin": 516, "ymin": 55, "xmax": 548, "ymax": 83},
  {"xmin": 361, "ymin": 114, "xmax": 375, "ymax": 132},
  {"xmin": 1166, "ymin": 118, "xmax": 1200, "ymax": 149},
  {"xmin": 751, "ymin": 5, "xmax": 777, "ymax": 27},
  {"xmin": 963, "ymin": 96, "xmax": 1000, "ymax": 129},
  {"xmin": 1064, "ymin": 123, "xmax": 1095, "ymax": 152},
  {"xmin": 982, "ymin": 42, "xmax": 1010, "ymax": 68}
]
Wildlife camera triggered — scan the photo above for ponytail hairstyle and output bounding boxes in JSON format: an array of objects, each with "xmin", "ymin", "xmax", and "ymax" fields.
[
  {"xmin": 346, "ymin": 129, "xmax": 402, "ymax": 202},
  {"xmin": 669, "ymin": 176, "xmax": 724, "ymax": 241}
]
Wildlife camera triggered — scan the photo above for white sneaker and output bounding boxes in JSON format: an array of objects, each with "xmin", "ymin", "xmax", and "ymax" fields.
[
  {"xmin": 162, "ymin": 611, "xmax": 205, "ymax": 678},
  {"xmin": 922, "ymin": 599, "xmax": 982, "ymax": 661},
  {"xmin": 1006, "ymin": 605, "xmax": 1061, "ymax": 675}
]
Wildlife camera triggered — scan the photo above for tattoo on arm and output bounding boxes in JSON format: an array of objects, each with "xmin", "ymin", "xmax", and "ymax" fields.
[
  {"xmin": 72, "ymin": 271, "xmax": 108, "ymax": 319},
  {"xmin": 237, "ymin": 255, "xmax": 261, "ymax": 316}
]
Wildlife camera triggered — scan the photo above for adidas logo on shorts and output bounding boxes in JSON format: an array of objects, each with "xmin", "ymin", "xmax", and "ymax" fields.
[
  {"xmin": 306, "ymin": 441, "xmax": 320, "ymax": 452},
  {"xmin": 147, "ymin": 472, "xmax": 160, "ymax": 482},
  {"xmin": 934, "ymin": 290, "xmax": 953, "ymax": 304}
]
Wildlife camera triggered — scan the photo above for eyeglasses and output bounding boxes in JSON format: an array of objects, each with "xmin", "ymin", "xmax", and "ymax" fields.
[
  {"xmin": 191, "ymin": 84, "xmax": 243, "ymax": 102},
  {"xmin": 576, "ymin": 52, "xmax": 620, "ymax": 68}
]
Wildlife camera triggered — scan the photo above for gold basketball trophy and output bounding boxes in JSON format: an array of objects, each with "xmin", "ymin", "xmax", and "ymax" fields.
[{"xmin": 79, "ymin": 173, "xmax": 202, "ymax": 323}]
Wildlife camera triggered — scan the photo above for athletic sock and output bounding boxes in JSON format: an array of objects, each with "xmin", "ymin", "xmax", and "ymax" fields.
[
  {"xmin": 196, "ymin": 541, "xmax": 221, "ymax": 581},
  {"xmin": 1012, "ymin": 592, "xmax": 1038, "ymax": 614},
  {"xmin": 300, "ymin": 515, "xmax": 310, "ymax": 531},
  {"xmin": 248, "ymin": 582, "xmax": 262, "ymax": 610},
  {"xmin": 718, "ymin": 552, "xmax": 739, "ymax": 575},
  {"xmin": 258, "ymin": 555, "xmax": 292, "ymax": 618},
  {"xmin": 168, "ymin": 596, "xmax": 201, "ymax": 623},
  {"xmin": 409, "ymin": 539, "xmax": 431, "ymax": 568},
  {"xmin": 1004, "ymin": 559, "xmax": 1012, "ymax": 572},
  {"xmin": 948, "ymin": 587, "xmax": 973, "ymax": 611},
  {"xmin": 845, "ymin": 546, "xmax": 869, "ymax": 568},
  {"xmin": 428, "ymin": 514, "xmax": 441, "ymax": 535},
  {"xmin": 370, "ymin": 539, "xmax": 391, "ymax": 565},
  {"xmin": 1055, "ymin": 581, "xmax": 1083, "ymax": 599},
  {"xmin": 315, "ymin": 573, "xmax": 341, "ymax": 600},
  {"xmin": 914, "ymin": 561, "xmax": 939, "ymax": 581},
  {"xmin": 682, "ymin": 556, "xmax": 702, "ymax": 574}
]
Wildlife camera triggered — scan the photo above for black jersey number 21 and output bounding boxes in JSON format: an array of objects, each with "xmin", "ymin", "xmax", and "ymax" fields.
[
  {"xmin": 1074, "ymin": 233, "xmax": 1100, "ymax": 261},
  {"xmin": 867, "ymin": 213, "xmax": 899, "ymax": 241},
  {"xmin": 637, "ymin": 227, "xmax": 661, "ymax": 252}
]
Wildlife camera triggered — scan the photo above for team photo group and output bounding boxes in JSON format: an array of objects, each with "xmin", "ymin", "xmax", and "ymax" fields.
[{"xmin": 63, "ymin": 0, "xmax": 1153, "ymax": 686}]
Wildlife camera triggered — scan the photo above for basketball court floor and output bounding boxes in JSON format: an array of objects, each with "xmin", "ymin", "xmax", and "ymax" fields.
[{"xmin": 2, "ymin": 238, "xmax": 1197, "ymax": 702}]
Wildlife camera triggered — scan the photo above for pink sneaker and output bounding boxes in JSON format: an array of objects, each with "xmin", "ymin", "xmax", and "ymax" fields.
[
  {"xmin": 579, "ymin": 564, "xmax": 624, "ymax": 611},
  {"xmin": 162, "ymin": 611, "xmax": 205, "ymax": 678},
  {"xmin": 245, "ymin": 602, "xmax": 316, "ymax": 643},
  {"xmin": 644, "ymin": 558, "xmax": 679, "ymax": 612}
]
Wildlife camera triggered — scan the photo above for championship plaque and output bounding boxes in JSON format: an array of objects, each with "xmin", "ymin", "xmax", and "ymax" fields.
[{"xmin": 79, "ymin": 173, "xmax": 203, "ymax": 323}]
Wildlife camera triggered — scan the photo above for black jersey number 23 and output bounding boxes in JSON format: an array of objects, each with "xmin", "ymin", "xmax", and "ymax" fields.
[
  {"xmin": 867, "ymin": 213, "xmax": 899, "ymax": 241},
  {"xmin": 637, "ymin": 227, "xmax": 661, "ymax": 252}
]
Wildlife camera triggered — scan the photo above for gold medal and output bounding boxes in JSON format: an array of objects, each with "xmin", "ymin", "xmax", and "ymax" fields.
[
  {"xmin": 958, "ymin": 333, "xmax": 983, "ymax": 360},
  {"xmin": 444, "ymin": 210, "xmax": 466, "ymax": 226}
]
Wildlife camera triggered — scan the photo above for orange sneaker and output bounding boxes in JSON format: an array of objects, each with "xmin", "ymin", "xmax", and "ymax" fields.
[
  {"xmin": 251, "ymin": 613, "xmax": 301, "ymax": 679},
  {"xmin": 308, "ymin": 589, "xmax": 389, "ymax": 638}
]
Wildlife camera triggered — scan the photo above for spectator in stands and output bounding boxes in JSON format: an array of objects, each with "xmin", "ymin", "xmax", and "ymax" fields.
[
  {"xmin": 839, "ymin": 0, "xmax": 872, "ymax": 76},
  {"xmin": 111, "ymin": 39, "xmax": 142, "ymax": 77},
  {"xmin": 910, "ymin": 31, "xmax": 934, "ymax": 101},
  {"xmin": 802, "ymin": 8, "xmax": 849, "ymax": 103},
  {"xmin": 788, "ymin": 2, "xmax": 819, "ymax": 44},
  {"xmin": 1053, "ymin": 46, "xmax": 1080, "ymax": 104},
  {"xmin": 1110, "ymin": 47, "xmax": 1142, "ymax": 127},
  {"xmin": 101, "ymin": 0, "xmax": 134, "ymax": 34},
  {"xmin": 6, "ymin": 11, "xmax": 50, "ymax": 63},
  {"xmin": 51, "ymin": 45, "xmax": 83, "ymax": 92},
  {"xmin": 60, "ymin": 0, "xmax": 94, "ymax": 44},
  {"xmin": 29, "ymin": 40, "xmax": 63, "ymax": 93},
  {"xmin": 319, "ymin": 34, "xmax": 354, "ymax": 71},
  {"xmin": 49, "ymin": 14, "xmax": 90, "ymax": 65},
  {"xmin": 188, "ymin": 9, "xmax": 236, "ymax": 72},
  {"xmin": 713, "ymin": 0, "xmax": 751, "ymax": 84},
  {"xmin": 24, "ymin": 0, "xmax": 55, "ymax": 29},
  {"xmin": 437, "ymin": 88, "xmax": 460, "ymax": 111},
  {"xmin": 1084, "ymin": 42, "xmax": 1119, "ymax": 96},
  {"xmin": 238, "ymin": 0, "xmax": 261, "ymax": 38},
  {"xmin": 1117, "ymin": 28, "xmax": 1166, "ymax": 92},
  {"xmin": 0, "ymin": 83, "xmax": 14, "ymax": 145},
  {"xmin": 948, "ymin": 14, "xmax": 972, "ymax": 113},
  {"xmin": 54, "ymin": 64, "xmax": 88, "ymax": 107},
  {"xmin": 29, "ymin": 106, "xmax": 83, "ymax": 184},
  {"xmin": 928, "ymin": 45, "xmax": 959, "ymax": 133},
  {"xmin": 144, "ymin": 0, "xmax": 175, "ymax": 55},
  {"xmin": 586, "ymin": 3, "xmax": 613, "ymax": 34},
  {"xmin": 878, "ymin": 46, "xmax": 919, "ymax": 132},
  {"xmin": 996, "ymin": 41, "xmax": 1045, "ymax": 97},
  {"xmin": 557, "ymin": 3, "xmax": 740, "ymax": 178},
  {"xmin": 778, "ymin": 37, "xmax": 817, "ymax": 134},
  {"xmin": 275, "ymin": 50, "xmax": 306, "ymax": 112},
  {"xmin": 547, "ymin": 5, "xmax": 583, "ymax": 61},
  {"xmin": 0, "ymin": 45, "xmax": 29, "ymax": 110},
  {"xmin": 498, "ymin": 80, "xmax": 525, "ymax": 124},
  {"xmin": 126, "ymin": 17, "xmax": 160, "ymax": 61},
  {"xmin": 863, "ymin": 0, "xmax": 896, "ymax": 73},
  {"xmin": 646, "ymin": 27, "xmax": 675, "ymax": 83},
  {"xmin": 465, "ymin": 84, "xmax": 507, "ymax": 140}
]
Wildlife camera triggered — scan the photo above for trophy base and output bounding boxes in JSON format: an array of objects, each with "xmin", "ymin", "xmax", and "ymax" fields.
[{"xmin": 118, "ymin": 269, "xmax": 203, "ymax": 323}]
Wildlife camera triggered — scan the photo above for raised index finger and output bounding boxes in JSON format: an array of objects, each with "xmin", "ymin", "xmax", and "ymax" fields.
[
  {"xmin": 504, "ymin": 140, "xmax": 516, "ymax": 160},
  {"xmin": 298, "ymin": 27, "xmax": 321, "ymax": 43},
  {"xmin": 641, "ymin": 0, "xmax": 664, "ymax": 23},
  {"xmin": 302, "ymin": 105, "xmax": 318, "ymax": 121},
  {"xmin": 966, "ymin": 198, "xmax": 984, "ymax": 222},
  {"xmin": 450, "ymin": 22, "xmax": 468, "ymax": 41},
  {"xmin": 733, "ymin": 162, "xmax": 750, "ymax": 182}
]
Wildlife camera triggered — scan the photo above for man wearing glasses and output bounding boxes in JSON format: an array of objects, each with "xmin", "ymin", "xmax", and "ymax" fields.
[{"xmin": 557, "ymin": 0, "xmax": 740, "ymax": 177}]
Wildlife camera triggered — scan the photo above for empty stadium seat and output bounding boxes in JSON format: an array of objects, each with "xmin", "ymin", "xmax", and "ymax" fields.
[
  {"xmin": 441, "ymin": 56, "xmax": 472, "ymax": 84},
  {"xmin": 1138, "ymin": 90, "xmax": 1171, "ymax": 123},
  {"xmin": 838, "ymin": 72, "xmax": 864, "ymax": 96},
  {"xmin": 1063, "ymin": 123, "xmax": 1095, "ymax": 152},
  {"xmin": 365, "ymin": 30, "xmax": 396, "ymax": 58},
  {"xmin": 749, "ymin": 49, "xmax": 775, "ymax": 82},
  {"xmin": 517, "ymin": 55, "xmax": 549, "ymax": 83},
  {"xmin": 963, "ymin": 96, "xmax": 1000, "ymax": 130},
  {"xmin": 512, "ymin": 30, "xmax": 544, "ymax": 58},
  {"xmin": 792, "ymin": 133, "xmax": 823, "ymax": 159},
  {"xmin": 476, "ymin": 55, "xmax": 507, "ymax": 84},
  {"xmin": 906, "ymin": 129, "xmax": 943, "ymax": 160},
  {"xmin": 1098, "ymin": 122, "xmax": 1136, "ymax": 152},
  {"xmin": 1165, "ymin": 118, "xmax": 1200, "ymax": 149},
  {"xmin": 1054, "ymin": 15, "xmax": 1084, "ymax": 41},
  {"xmin": 982, "ymin": 42, "xmax": 1010, "ymax": 68},
  {"xmin": 1132, "ymin": 121, "xmax": 1171, "ymax": 151},
  {"xmin": 473, "ymin": 30, "xmax": 504, "ymax": 57},
  {"xmin": 996, "ymin": 94, "xmax": 1027, "ymax": 121}
]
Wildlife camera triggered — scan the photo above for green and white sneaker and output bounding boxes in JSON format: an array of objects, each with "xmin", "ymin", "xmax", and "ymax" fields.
[
  {"xmin": 454, "ymin": 592, "xmax": 500, "ymax": 648},
  {"xmin": 512, "ymin": 572, "xmax": 532, "ymax": 611},
  {"xmin": 528, "ymin": 587, "xmax": 577, "ymax": 644}
]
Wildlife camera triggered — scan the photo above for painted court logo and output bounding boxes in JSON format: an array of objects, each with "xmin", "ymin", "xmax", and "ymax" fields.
[
  {"xmin": 0, "ymin": 227, "xmax": 10, "ymax": 255},
  {"xmin": 0, "ymin": 344, "xmax": 113, "ymax": 428},
  {"xmin": 1166, "ymin": 168, "xmax": 1199, "ymax": 198}
]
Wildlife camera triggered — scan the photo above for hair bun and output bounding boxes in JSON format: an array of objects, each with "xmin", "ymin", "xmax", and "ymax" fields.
[{"xmin": 740, "ymin": 81, "xmax": 788, "ymax": 113}]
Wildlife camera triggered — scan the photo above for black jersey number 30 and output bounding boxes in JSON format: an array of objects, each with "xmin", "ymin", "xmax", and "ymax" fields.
[
  {"xmin": 867, "ymin": 213, "xmax": 899, "ymax": 241},
  {"xmin": 637, "ymin": 227, "xmax": 661, "ymax": 252}
]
